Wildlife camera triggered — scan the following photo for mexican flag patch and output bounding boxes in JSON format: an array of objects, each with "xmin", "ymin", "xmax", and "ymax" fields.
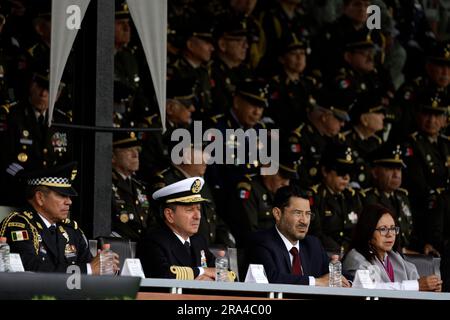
[{"xmin": 11, "ymin": 230, "xmax": 29, "ymax": 241}]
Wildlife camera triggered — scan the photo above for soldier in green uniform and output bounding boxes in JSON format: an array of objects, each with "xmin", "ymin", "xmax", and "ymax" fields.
[
  {"xmin": 111, "ymin": 131, "xmax": 154, "ymax": 241},
  {"xmin": 138, "ymin": 78, "xmax": 196, "ymax": 176},
  {"xmin": 404, "ymin": 92, "xmax": 450, "ymax": 257},
  {"xmin": 311, "ymin": 0, "xmax": 386, "ymax": 77},
  {"xmin": 363, "ymin": 143, "xmax": 418, "ymax": 253},
  {"xmin": 227, "ymin": 157, "xmax": 299, "ymax": 247},
  {"xmin": 329, "ymin": 31, "xmax": 394, "ymax": 113},
  {"xmin": 168, "ymin": 18, "xmax": 215, "ymax": 118},
  {"xmin": 343, "ymin": 92, "xmax": 386, "ymax": 189},
  {"xmin": 258, "ymin": 0, "xmax": 311, "ymax": 77},
  {"xmin": 210, "ymin": 15, "xmax": 254, "ymax": 115},
  {"xmin": 0, "ymin": 162, "xmax": 119, "ymax": 274},
  {"xmin": 267, "ymin": 32, "xmax": 321, "ymax": 131},
  {"xmin": 151, "ymin": 145, "xmax": 234, "ymax": 247},
  {"xmin": 288, "ymin": 92, "xmax": 350, "ymax": 188},
  {"xmin": 309, "ymin": 143, "xmax": 363, "ymax": 255},
  {"xmin": 392, "ymin": 41, "xmax": 450, "ymax": 143},
  {"xmin": 1, "ymin": 70, "xmax": 73, "ymax": 206}
]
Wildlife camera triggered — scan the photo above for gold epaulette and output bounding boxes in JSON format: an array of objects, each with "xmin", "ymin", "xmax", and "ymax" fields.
[
  {"xmin": 62, "ymin": 218, "xmax": 78, "ymax": 230},
  {"xmin": 170, "ymin": 266, "xmax": 195, "ymax": 280}
]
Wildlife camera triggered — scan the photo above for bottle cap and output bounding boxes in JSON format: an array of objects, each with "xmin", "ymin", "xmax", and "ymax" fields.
[
  {"xmin": 331, "ymin": 254, "xmax": 340, "ymax": 261},
  {"xmin": 102, "ymin": 243, "xmax": 111, "ymax": 250},
  {"xmin": 0, "ymin": 237, "xmax": 7, "ymax": 243}
]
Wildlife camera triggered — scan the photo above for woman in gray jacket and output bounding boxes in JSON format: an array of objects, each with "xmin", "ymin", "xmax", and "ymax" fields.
[{"xmin": 343, "ymin": 204, "xmax": 442, "ymax": 291}]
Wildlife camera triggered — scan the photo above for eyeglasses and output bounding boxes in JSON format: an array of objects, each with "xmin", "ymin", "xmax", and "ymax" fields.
[
  {"xmin": 375, "ymin": 226, "xmax": 400, "ymax": 236},
  {"xmin": 288, "ymin": 210, "xmax": 315, "ymax": 220}
]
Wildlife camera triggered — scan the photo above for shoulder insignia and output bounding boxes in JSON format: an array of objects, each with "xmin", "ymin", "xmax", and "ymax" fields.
[
  {"xmin": 342, "ymin": 130, "xmax": 352, "ymax": 137},
  {"xmin": 272, "ymin": 75, "xmax": 281, "ymax": 83},
  {"xmin": 338, "ymin": 133, "xmax": 346, "ymax": 141},
  {"xmin": 310, "ymin": 184, "xmax": 319, "ymax": 194},
  {"xmin": 22, "ymin": 211, "xmax": 33, "ymax": 220},
  {"xmin": 10, "ymin": 230, "xmax": 29, "ymax": 241},
  {"xmin": 144, "ymin": 114, "xmax": 159, "ymax": 126},
  {"xmin": 358, "ymin": 189, "xmax": 366, "ymax": 198},
  {"xmin": 36, "ymin": 222, "xmax": 43, "ymax": 230},
  {"xmin": 237, "ymin": 182, "xmax": 252, "ymax": 191},
  {"xmin": 363, "ymin": 187, "xmax": 373, "ymax": 193},
  {"xmin": 8, "ymin": 222, "xmax": 25, "ymax": 229},
  {"xmin": 397, "ymin": 188, "xmax": 409, "ymax": 196},
  {"xmin": 410, "ymin": 132, "xmax": 418, "ymax": 142},
  {"xmin": 346, "ymin": 187, "xmax": 356, "ymax": 196},
  {"xmin": 210, "ymin": 114, "xmax": 224, "ymax": 124}
]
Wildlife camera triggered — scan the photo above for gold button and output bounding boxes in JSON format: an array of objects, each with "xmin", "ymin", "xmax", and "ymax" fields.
[
  {"xmin": 43, "ymin": 148, "xmax": 48, "ymax": 154},
  {"xmin": 210, "ymin": 233, "xmax": 213, "ymax": 237},
  {"xmin": 43, "ymin": 161, "xmax": 47, "ymax": 166},
  {"xmin": 138, "ymin": 229, "xmax": 141, "ymax": 233},
  {"xmin": 339, "ymin": 232, "xmax": 344, "ymax": 237},
  {"xmin": 266, "ymin": 211, "xmax": 270, "ymax": 216},
  {"xmin": 17, "ymin": 153, "xmax": 28, "ymax": 162},
  {"xmin": 140, "ymin": 216, "xmax": 144, "ymax": 221},
  {"xmin": 22, "ymin": 145, "xmax": 27, "ymax": 150},
  {"xmin": 135, "ymin": 200, "xmax": 139, "ymax": 205}
]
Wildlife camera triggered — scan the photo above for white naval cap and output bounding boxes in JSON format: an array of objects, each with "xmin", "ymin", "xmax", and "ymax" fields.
[{"xmin": 152, "ymin": 177, "xmax": 209, "ymax": 204}]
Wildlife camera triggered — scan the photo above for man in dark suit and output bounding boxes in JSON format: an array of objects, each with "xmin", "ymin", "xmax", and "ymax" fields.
[
  {"xmin": 0, "ymin": 162, "xmax": 119, "ymax": 274},
  {"xmin": 247, "ymin": 185, "xmax": 350, "ymax": 286},
  {"xmin": 138, "ymin": 177, "xmax": 216, "ymax": 280}
]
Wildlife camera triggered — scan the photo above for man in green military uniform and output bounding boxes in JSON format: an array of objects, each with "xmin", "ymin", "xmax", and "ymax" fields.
[
  {"xmin": 392, "ymin": 41, "xmax": 450, "ymax": 143},
  {"xmin": 309, "ymin": 143, "xmax": 363, "ymax": 254},
  {"xmin": 227, "ymin": 157, "xmax": 298, "ymax": 247},
  {"xmin": 138, "ymin": 78, "xmax": 196, "ymax": 175},
  {"xmin": 111, "ymin": 131, "xmax": 154, "ymax": 241},
  {"xmin": 168, "ymin": 18, "xmax": 215, "ymax": 118},
  {"xmin": 210, "ymin": 15, "xmax": 253, "ymax": 115},
  {"xmin": 267, "ymin": 32, "xmax": 321, "ymax": 131},
  {"xmin": 363, "ymin": 143, "xmax": 418, "ymax": 253},
  {"xmin": 0, "ymin": 162, "xmax": 119, "ymax": 274},
  {"xmin": 343, "ymin": 92, "xmax": 386, "ymax": 189},
  {"xmin": 151, "ymin": 144, "xmax": 234, "ymax": 247},
  {"xmin": 328, "ymin": 31, "xmax": 394, "ymax": 112},
  {"xmin": 404, "ymin": 91, "xmax": 450, "ymax": 257},
  {"xmin": 113, "ymin": 1, "xmax": 147, "ymax": 127},
  {"xmin": 1, "ymin": 70, "xmax": 73, "ymax": 206},
  {"xmin": 288, "ymin": 92, "xmax": 349, "ymax": 188}
]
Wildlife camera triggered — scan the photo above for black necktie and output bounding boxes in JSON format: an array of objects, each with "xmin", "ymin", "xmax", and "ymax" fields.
[
  {"xmin": 38, "ymin": 114, "xmax": 45, "ymax": 125},
  {"xmin": 48, "ymin": 225, "xmax": 59, "ymax": 259},
  {"xmin": 184, "ymin": 241, "xmax": 190, "ymax": 253}
]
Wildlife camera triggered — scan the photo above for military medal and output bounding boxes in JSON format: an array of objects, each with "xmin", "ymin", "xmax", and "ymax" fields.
[
  {"xmin": 200, "ymin": 250, "xmax": 207, "ymax": 268},
  {"xmin": 309, "ymin": 167, "xmax": 317, "ymax": 176},
  {"xmin": 120, "ymin": 213, "xmax": 129, "ymax": 223}
]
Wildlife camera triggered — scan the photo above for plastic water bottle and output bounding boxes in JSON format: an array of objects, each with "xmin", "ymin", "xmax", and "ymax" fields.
[
  {"xmin": 99, "ymin": 244, "xmax": 114, "ymax": 275},
  {"xmin": 215, "ymin": 251, "xmax": 229, "ymax": 282},
  {"xmin": 0, "ymin": 237, "xmax": 10, "ymax": 272},
  {"xmin": 329, "ymin": 254, "xmax": 342, "ymax": 287}
]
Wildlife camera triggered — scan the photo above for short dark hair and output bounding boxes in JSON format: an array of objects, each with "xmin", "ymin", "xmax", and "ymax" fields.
[
  {"xmin": 350, "ymin": 204, "xmax": 400, "ymax": 261},
  {"xmin": 273, "ymin": 185, "xmax": 309, "ymax": 210},
  {"xmin": 25, "ymin": 185, "xmax": 50, "ymax": 200}
]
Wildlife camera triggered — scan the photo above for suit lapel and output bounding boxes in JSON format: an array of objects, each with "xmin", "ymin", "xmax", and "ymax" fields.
[
  {"xmin": 271, "ymin": 227, "xmax": 292, "ymax": 273},
  {"xmin": 298, "ymin": 241, "xmax": 309, "ymax": 275},
  {"xmin": 114, "ymin": 171, "xmax": 133, "ymax": 195}
]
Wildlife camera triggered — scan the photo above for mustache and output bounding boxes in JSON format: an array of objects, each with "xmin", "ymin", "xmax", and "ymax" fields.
[{"xmin": 296, "ymin": 223, "xmax": 308, "ymax": 228}]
